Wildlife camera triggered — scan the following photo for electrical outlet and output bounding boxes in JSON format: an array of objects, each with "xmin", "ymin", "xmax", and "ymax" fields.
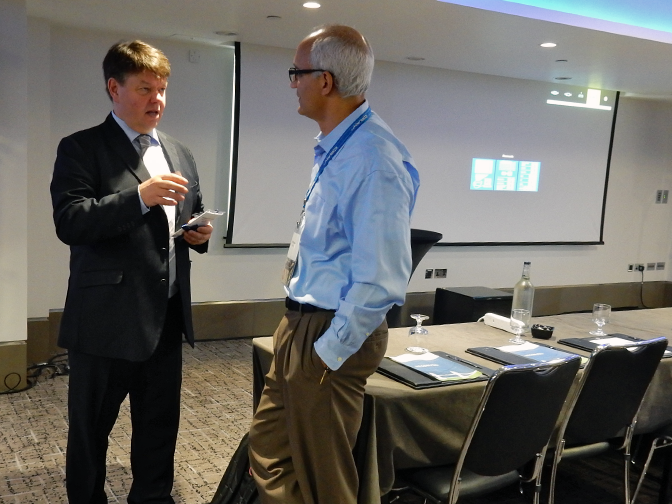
[
  {"xmin": 656, "ymin": 190, "xmax": 663, "ymax": 204},
  {"xmin": 656, "ymin": 262, "xmax": 665, "ymax": 270},
  {"xmin": 663, "ymin": 190, "xmax": 669, "ymax": 204},
  {"xmin": 635, "ymin": 264, "xmax": 645, "ymax": 272},
  {"xmin": 424, "ymin": 269, "xmax": 433, "ymax": 279},
  {"xmin": 647, "ymin": 262, "xmax": 656, "ymax": 271},
  {"xmin": 627, "ymin": 264, "xmax": 634, "ymax": 272},
  {"xmin": 435, "ymin": 268, "xmax": 447, "ymax": 279}
]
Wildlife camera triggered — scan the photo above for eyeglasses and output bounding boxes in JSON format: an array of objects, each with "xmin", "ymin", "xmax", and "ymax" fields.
[{"xmin": 288, "ymin": 67, "xmax": 328, "ymax": 83}]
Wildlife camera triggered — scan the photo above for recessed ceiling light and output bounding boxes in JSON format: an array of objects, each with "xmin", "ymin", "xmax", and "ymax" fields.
[
  {"xmin": 551, "ymin": 90, "xmax": 559, "ymax": 95},
  {"xmin": 555, "ymin": 59, "xmax": 568, "ymax": 63},
  {"xmin": 303, "ymin": 2, "xmax": 321, "ymax": 8},
  {"xmin": 555, "ymin": 76, "xmax": 572, "ymax": 80},
  {"xmin": 564, "ymin": 92, "xmax": 572, "ymax": 97},
  {"xmin": 540, "ymin": 42, "xmax": 557, "ymax": 48},
  {"xmin": 406, "ymin": 56, "xmax": 425, "ymax": 61},
  {"xmin": 266, "ymin": 15, "xmax": 281, "ymax": 20},
  {"xmin": 215, "ymin": 31, "xmax": 238, "ymax": 37}
]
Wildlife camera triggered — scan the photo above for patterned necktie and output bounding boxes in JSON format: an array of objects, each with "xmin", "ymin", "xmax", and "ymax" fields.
[{"xmin": 134, "ymin": 134, "xmax": 152, "ymax": 157}]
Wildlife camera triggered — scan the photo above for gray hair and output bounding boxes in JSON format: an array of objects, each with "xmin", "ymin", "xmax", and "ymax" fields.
[{"xmin": 308, "ymin": 25, "xmax": 374, "ymax": 98}]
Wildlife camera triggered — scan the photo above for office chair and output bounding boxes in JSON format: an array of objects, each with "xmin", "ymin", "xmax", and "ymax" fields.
[
  {"xmin": 386, "ymin": 229, "xmax": 443, "ymax": 328},
  {"xmin": 631, "ymin": 423, "xmax": 672, "ymax": 504},
  {"xmin": 546, "ymin": 336, "xmax": 668, "ymax": 504},
  {"xmin": 392, "ymin": 355, "xmax": 581, "ymax": 504}
]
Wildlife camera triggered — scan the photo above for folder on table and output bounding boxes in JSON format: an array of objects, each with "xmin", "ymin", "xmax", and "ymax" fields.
[
  {"xmin": 377, "ymin": 351, "xmax": 491, "ymax": 389},
  {"xmin": 467, "ymin": 342, "xmax": 587, "ymax": 367},
  {"xmin": 558, "ymin": 333, "xmax": 672, "ymax": 358}
]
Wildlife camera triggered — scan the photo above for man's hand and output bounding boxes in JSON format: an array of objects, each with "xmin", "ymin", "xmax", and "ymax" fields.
[
  {"xmin": 183, "ymin": 223, "xmax": 212, "ymax": 246},
  {"xmin": 139, "ymin": 173, "xmax": 188, "ymax": 207}
]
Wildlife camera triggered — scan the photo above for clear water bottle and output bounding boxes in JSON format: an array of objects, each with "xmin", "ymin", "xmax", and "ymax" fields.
[{"xmin": 512, "ymin": 261, "xmax": 535, "ymax": 321}]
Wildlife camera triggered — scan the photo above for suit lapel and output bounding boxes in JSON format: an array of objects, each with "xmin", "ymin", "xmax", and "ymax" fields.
[{"xmin": 102, "ymin": 113, "xmax": 151, "ymax": 183}]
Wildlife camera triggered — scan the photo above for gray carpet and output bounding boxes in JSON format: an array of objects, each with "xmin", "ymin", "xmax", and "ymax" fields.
[{"xmin": 0, "ymin": 340, "xmax": 254, "ymax": 503}]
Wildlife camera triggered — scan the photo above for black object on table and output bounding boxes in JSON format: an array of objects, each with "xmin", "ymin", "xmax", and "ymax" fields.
[{"xmin": 433, "ymin": 286, "xmax": 513, "ymax": 324}]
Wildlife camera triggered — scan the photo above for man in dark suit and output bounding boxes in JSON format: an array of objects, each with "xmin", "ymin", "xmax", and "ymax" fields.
[{"xmin": 50, "ymin": 40, "xmax": 212, "ymax": 504}]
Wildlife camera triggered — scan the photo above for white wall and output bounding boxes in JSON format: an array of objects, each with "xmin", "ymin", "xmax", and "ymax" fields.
[
  {"xmin": 27, "ymin": 17, "xmax": 55, "ymax": 323},
  {"xmin": 27, "ymin": 26, "xmax": 672, "ymax": 319},
  {"xmin": 29, "ymin": 24, "xmax": 239, "ymax": 317},
  {"xmin": 0, "ymin": 0, "xmax": 28, "ymax": 342}
]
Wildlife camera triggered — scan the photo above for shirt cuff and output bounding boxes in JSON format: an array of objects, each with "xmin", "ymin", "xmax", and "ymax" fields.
[
  {"xmin": 138, "ymin": 187, "xmax": 150, "ymax": 214},
  {"xmin": 314, "ymin": 326, "xmax": 360, "ymax": 371}
]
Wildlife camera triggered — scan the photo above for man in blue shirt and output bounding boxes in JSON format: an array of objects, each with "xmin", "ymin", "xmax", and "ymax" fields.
[{"xmin": 249, "ymin": 25, "xmax": 419, "ymax": 504}]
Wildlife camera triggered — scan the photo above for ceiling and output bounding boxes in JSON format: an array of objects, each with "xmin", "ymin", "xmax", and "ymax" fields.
[
  {"xmin": 444, "ymin": 0, "xmax": 672, "ymax": 43},
  {"xmin": 27, "ymin": 0, "xmax": 672, "ymax": 99}
]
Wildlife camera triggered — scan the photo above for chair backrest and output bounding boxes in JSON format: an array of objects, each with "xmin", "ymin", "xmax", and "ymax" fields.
[
  {"xmin": 561, "ymin": 336, "xmax": 668, "ymax": 445},
  {"xmin": 459, "ymin": 355, "xmax": 582, "ymax": 476}
]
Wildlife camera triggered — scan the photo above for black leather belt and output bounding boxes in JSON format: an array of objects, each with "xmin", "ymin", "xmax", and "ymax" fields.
[{"xmin": 285, "ymin": 297, "xmax": 335, "ymax": 314}]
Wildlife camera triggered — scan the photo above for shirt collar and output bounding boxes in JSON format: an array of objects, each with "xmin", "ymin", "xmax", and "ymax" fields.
[
  {"xmin": 111, "ymin": 111, "xmax": 160, "ymax": 146},
  {"xmin": 314, "ymin": 100, "xmax": 369, "ymax": 156}
]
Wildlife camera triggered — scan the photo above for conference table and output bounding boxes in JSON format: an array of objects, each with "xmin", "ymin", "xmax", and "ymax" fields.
[{"xmin": 251, "ymin": 307, "xmax": 672, "ymax": 502}]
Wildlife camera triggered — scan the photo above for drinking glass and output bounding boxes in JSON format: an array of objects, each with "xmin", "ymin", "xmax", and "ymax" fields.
[
  {"xmin": 406, "ymin": 314, "xmax": 429, "ymax": 354},
  {"xmin": 509, "ymin": 309, "xmax": 530, "ymax": 344},
  {"xmin": 589, "ymin": 303, "xmax": 611, "ymax": 336}
]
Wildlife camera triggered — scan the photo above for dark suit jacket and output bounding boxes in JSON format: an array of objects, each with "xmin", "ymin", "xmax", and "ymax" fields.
[{"xmin": 51, "ymin": 113, "xmax": 208, "ymax": 361}]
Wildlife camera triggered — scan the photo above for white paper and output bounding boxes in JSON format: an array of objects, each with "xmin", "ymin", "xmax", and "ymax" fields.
[
  {"xmin": 172, "ymin": 209, "xmax": 224, "ymax": 237},
  {"xmin": 589, "ymin": 337, "xmax": 635, "ymax": 346},
  {"xmin": 498, "ymin": 341, "xmax": 539, "ymax": 353}
]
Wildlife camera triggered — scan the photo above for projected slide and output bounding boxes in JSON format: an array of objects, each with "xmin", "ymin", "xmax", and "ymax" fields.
[{"xmin": 471, "ymin": 159, "xmax": 540, "ymax": 191}]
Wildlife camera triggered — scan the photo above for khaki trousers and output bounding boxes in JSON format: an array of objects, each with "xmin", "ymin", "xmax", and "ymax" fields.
[{"xmin": 249, "ymin": 310, "xmax": 388, "ymax": 504}]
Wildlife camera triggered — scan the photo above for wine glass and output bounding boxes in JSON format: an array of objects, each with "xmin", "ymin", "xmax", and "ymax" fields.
[
  {"xmin": 406, "ymin": 314, "xmax": 429, "ymax": 354},
  {"xmin": 509, "ymin": 309, "xmax": 530, "ymax": 344},
  {"xmin": 589, "ymin": 303, "xmax": 611, "ymax": 336}
]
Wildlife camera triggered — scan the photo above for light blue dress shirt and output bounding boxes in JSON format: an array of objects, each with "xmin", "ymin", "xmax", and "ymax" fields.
[
  {"xmin": 111, "ymin": 112, "xmax": 177, "ymax": 297},
  {"xmin": 287, "ymin": 101, "xmax": 420, "ymax": 370},
  {"xmin": 111, "ymin": 112, "xmax": 160, "ymax": 214}
]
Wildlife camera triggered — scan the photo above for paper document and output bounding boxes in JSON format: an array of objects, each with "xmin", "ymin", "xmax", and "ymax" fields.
[
  {"xmin": 390, "ymin": 352, "xmax": 483, "ymax": 381},
  {"xmin": 172, "ymin": 209, "xmax": 224, "ymax": 238},
  {"xmin": 590, "ymin": 336, "xmax": 640, "ymax": 353},
  {"xmin": 590, "ymin": 336, "xmax": 672, "ymax": 356},
  {"xmin": 590, "ymin": 337, "xmax": 637, "ymax": 346},
  {"xmin": 498, "ymin": 342, "xmax": 587, "ymax": 365}
]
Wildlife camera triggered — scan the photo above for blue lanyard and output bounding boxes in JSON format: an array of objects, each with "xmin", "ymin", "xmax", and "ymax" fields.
[{"xmin": 303, "ymin": 107, "xmax": 372, "ymax": 208}]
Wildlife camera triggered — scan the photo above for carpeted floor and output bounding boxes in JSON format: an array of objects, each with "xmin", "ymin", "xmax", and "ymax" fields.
[
  {"xmin": 0, "ymin": 338, "xmax": 669, "ymax": 503},
  {"xmin": 0, "ymin": 340, "xmax": 254, "ymax": 504}
]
